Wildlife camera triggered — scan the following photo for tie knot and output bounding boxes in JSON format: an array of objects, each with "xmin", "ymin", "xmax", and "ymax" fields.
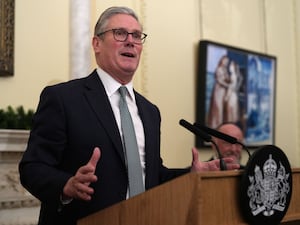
[{"xmin": 119, "ymin": 86, "xmax": 127, "ymax": 99}]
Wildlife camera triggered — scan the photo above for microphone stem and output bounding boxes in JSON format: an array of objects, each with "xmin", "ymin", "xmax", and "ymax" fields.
[
  {"xmin": 211, "ymin": 139, "xmax": 227, "ymax": 171},
  {"xmin": 238, "ymin": 142, "xmax": 251, "ymax": 158}
]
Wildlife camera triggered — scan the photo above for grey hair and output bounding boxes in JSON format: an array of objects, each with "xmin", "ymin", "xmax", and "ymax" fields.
[{"xmin": 94, "ymin": 6, "xmax": 140, "ymax": 36}]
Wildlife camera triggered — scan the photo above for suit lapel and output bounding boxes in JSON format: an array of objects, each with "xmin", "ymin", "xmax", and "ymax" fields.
[
  {"xmin": 83, "ymin": 71, "xmax": 125, "ymax": 164},
  {"xmin": 135, "ymin": 92, "xmax": 158, "ymax": 178}
]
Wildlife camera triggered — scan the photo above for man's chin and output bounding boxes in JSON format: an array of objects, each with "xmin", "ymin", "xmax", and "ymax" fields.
[{"xmin": 121, "ymin": 65, "xmax": 138, "ymax": 74}]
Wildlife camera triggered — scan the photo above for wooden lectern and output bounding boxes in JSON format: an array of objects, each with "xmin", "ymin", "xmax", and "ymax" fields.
[{"xmin": 78, "ymin": 169, "xmax": 300, "ymax": 225}]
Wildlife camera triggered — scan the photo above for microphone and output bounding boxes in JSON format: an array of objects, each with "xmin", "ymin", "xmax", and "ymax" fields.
[
  {"xmin": 193, "ymin": 123, "xmax": 251, "ymax": 158},
  {"xmin": 179, "ymin": 119, "xmax": 212, "ymax": 142},
  {"xmin": 179, "ymin": 119, "xmax": 227, "ymax": 170}
]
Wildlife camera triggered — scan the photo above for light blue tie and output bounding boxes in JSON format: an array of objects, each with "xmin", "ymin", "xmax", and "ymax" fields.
[{"xmin": 119, "ymin": 86, "xmax": 145, "ymax": 197}]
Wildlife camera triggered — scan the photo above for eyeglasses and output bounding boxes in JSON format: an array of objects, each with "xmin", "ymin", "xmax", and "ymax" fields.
[{"xmin": 97, "ymin": 28, "xmax": 147, "ymax": 44}]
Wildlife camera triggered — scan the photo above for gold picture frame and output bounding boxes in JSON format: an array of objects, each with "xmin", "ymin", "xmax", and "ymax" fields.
[{"xmin": 0, "ymin": 0, "xmax": 14, "ymax": 76}]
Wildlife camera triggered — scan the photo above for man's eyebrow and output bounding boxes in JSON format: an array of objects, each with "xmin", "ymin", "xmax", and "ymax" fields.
[{"xmin": 115, "ymin": 27, "xmax": 142, "ymax": 32}]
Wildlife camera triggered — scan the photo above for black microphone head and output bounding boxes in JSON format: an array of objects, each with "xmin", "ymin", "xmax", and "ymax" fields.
[
  {"xmin": 179, "ymin": 119, "xmax": 212, "ymax": 142},
  {"xmin": 194, "ymin": 123, "xmax": 251, "ymax": 158},
  {"xmin": 194, "ymin": 123, "xmax": 237, "ymax": 144}
]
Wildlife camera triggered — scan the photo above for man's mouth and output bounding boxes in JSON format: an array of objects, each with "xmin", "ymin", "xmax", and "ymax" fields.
[{"xmin": 121, "ymin": 52, "xmax": 135, "ymax": 58}]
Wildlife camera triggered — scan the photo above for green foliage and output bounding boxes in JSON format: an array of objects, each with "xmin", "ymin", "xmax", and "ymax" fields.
[{"xmin": 0, "ymin": 106, "xmax": 34, "ymax": 129}]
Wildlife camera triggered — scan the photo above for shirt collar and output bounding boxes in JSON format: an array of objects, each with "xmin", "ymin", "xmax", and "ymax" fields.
[{"xmin": 96, "ymin": 68, "xmax": 136, "ymax": 102}]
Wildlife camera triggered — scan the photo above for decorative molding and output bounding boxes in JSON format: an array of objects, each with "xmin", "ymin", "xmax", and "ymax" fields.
[
  {"xmin": 138, "ymin": 0, "xmax": 148, "ymax": 96},
  {"xmin": 0, "ymin": 129, "xmax": 29, "ymax": 154},
  {"xmin": 198, "ymin": 0, "xmax": 203, "ymax": 40},
  {"xmin": 0, "ymin": 168, "xmax": 40, "ymax": 210},
  {"xmin": 0, "ymin": 0, "xmax": 14, "ymax": 76},
  {"xmin": 293, "ymin": 0, "xmax": 300, "ymax": 152},
  {"xmin": 125, "ymin": 0, "xmax": 148, "ymax": 96},
  {"xmin": 0, "ymin": 128, "xmax": 39, "ymax": 223},
  {"xmin": 131, "ymin": 0, "xmax": 148, "ymax": 96},
  {"xmin": 260, "ymin": 0, "xmax": 268, "ymax": 53}
]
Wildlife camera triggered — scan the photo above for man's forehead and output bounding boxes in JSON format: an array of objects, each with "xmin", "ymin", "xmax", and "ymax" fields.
[
  {"xmin": 219, "ymin": 125, "xmax": 243, "ymax": 137},
  {"xmin": 107, "ymin": 14, "xmax": 141, "ymax": 29}
]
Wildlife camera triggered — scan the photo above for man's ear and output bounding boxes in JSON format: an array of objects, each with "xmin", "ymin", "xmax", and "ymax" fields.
[{"xmin": 92, "ymin": 36, "xmax": 102, "ymax": 53}]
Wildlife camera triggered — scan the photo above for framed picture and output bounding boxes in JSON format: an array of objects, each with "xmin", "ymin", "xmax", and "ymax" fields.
[
  {"xmin": 196, "ymin": 40, "xmax": 276, "ymax": 147},
  {"xmin": 0, "ymin": 0, "xmax": 14, "ymax": 76}
]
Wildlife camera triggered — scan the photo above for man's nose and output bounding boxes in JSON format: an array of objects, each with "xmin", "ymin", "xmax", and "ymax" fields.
[
  {"xmin": 232, "ymin": 144, "xmax": 242, "ymax": 152},
  {"xmin": 126, "ymin": 33, "xmax": 135, "ymax": 43}
]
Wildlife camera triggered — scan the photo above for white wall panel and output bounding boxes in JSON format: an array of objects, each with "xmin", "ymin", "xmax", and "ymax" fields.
[
  {"xmin": 264, "ymin": 0, "xmax": 299, "ymax": 166},
  {"xmin": 200, "ymin": 0, "xmax": 266, "ymax": 51}
]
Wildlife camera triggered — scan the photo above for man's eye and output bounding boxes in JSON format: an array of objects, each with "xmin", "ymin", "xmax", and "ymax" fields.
[
  {"xmin": 115, "ymin": 29, "xmax": 127, "ymax": 36},
  {"xmin": 132, "ymin": 32, "xmax": 142, "ymax": 39}
]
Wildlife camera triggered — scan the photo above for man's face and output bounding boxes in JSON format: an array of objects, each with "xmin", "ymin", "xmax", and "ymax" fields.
[
  {"xmin": 93, "ymin": 14, "xmax": 143, "ymax": 84},
  {"xmin": 214, "ymin": 124, "xmax": 243, "ymax": 163}
]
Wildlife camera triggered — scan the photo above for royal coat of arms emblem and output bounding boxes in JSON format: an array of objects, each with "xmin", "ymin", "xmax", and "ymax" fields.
[
  {"xmin": 247, "ymin": 154, "xmax": 290, "ymax": 216},
  {"xmin": 240, "ymin": 145, "xmax": 292, "ymax": 225}
]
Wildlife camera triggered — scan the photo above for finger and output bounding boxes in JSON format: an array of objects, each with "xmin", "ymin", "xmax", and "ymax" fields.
[
  {"xmin": 74, "ymin": 182, "xmax": 95, "ymax": 195},
  {"xmin": 63, "ymin": 175, "xmax": 94, "ymax": 199},
  {"xmin": 75, "ymin": 171, "xmax": 98, "ymax": 183},
  {"xmin": 227, "ymin": 163, "xmax": 240, "ymax": 170},
  {"xmin": 71, "ymin": 179, "xmax": 95, "ymax": 201},
  {"xmin": 75, "ymin": 188, "xmax": 94, "ymax": 201},
  {"xmin": 208, "ymin": 159, "xmax": 221, "ymax": 171},
  {"xmin": 222, "ymin": 157, "xmax": 235, "ymax": 164},
  {"xmin": 190, "ymin": 148, "xmax": 200, "ymax": 172},
  {"xmin": 191, "ymin": 147, "xmax": 199, "ymax": 163},
  {"xmin": 77, "ymin": 164, "xmax": 97, "ymax": 176},
  {"xmin": 222, "ymin": 157, "xmax": 240, "ymax": 170},
  {"xmin": 77, "ymin": 192, "xmax": 92, "ymax": 201},
  {"xmin": 88, "ymin": 147, "xmax": 101, "ymax": 168}
]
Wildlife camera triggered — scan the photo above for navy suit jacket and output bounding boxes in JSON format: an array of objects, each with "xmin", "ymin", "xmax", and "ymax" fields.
[{"xmin": 19, "ymin": 70, "xmax": 189, "ymax": 225}]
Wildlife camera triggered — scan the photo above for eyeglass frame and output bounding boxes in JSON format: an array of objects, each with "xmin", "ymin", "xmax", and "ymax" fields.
[{"xmin": 97, "ymin": 28, "xmax": 147, "ymax": 44}]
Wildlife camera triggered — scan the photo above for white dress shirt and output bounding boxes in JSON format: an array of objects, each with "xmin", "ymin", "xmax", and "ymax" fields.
[{"xmin": 96, "ymin": 68, "xmax": 146, "ymax": 187}]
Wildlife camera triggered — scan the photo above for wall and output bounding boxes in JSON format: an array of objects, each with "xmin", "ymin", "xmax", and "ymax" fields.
[
  {"xmin": 1, "ymin": 0, "xmax": 299, "ymax": 168},
  {"xmin": 0, "ymin": 0, "xmax": 70, "ymax": 109}
]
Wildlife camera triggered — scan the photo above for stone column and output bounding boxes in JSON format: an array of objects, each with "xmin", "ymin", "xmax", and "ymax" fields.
[{"xmin": 70, "ymin": 0, "xmax": 91, "ymax": 79}]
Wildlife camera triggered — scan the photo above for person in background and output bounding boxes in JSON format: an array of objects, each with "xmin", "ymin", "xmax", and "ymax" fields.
[
  {"xmin": 209, "ymin": 122, "xmax": 245, "ymax": 169},
  {"xmin": 19, "ymin": 6, "xmax": 239, "ymax": 225}
]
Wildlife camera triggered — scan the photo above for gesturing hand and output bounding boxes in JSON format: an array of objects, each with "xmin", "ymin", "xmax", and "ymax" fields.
[
  {"xmin": 190, "ymin": 147, "xmax": 240, "ymax": 172},
  {"xmin": 63, "ymin": 147, "xmax": 101, "ymax": 201}
]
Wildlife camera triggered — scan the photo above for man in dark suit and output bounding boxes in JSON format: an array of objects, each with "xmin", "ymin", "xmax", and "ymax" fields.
[{"xmin": 19, "ymin": 6, "xmax": 239, "ymax": 225}]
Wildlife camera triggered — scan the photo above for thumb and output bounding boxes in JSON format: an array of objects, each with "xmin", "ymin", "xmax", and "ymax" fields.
[
  {"xmin": 192, "ymin": 147, "xmax": 199, "ymax": 163},
  {"xmin": 191, "ymin": 147, "xmax": 201, "ymax": 172},
  {"xmin": 88, "ymin": 147, "xmax": 101, "ymax": 168}
]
